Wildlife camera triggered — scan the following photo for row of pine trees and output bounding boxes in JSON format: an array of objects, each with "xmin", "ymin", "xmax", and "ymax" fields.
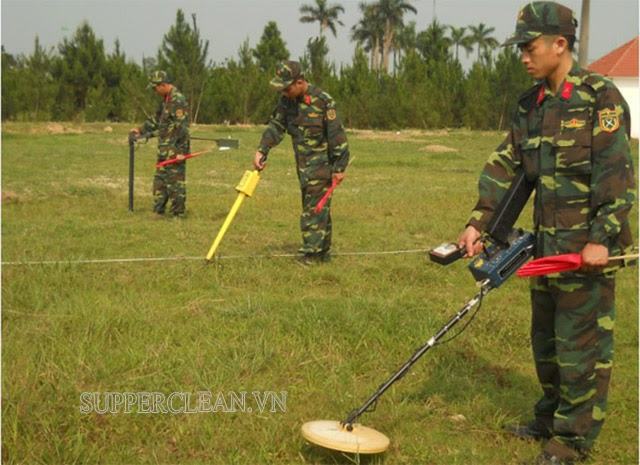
[{"xmin": 1, "ymin": 1, "xmax": 533, "ymax": 130}]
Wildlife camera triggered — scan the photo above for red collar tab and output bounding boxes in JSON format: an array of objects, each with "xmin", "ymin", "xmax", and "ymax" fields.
[
  {"xmin": 164, "ymin": 93, "xmax": 170, "ymax": 103},
  {"xmin": 560, "ymin": 81, "xmax": 574, "ymax": 100},
  {"xmin": 304, "ymin": 94, "xmax": 311, "ymax": 105},
  {"xmin": 536, "ymin": 86, "xmax": 545, "ymax": 106}
]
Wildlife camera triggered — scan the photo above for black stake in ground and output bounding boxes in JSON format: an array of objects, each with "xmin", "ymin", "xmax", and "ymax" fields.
[
  {"xmin": 128, "ymin": 134, "xmax": 135, "ymax": 211},
  {"xmin": 127, "ymin": 132, "xmax": 152, "ymax": 212}
]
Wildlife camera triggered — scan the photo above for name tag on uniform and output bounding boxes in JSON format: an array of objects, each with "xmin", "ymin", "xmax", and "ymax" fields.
[{"xmin": 307, "ymin": 112, "xmax": 320, "ymax": 118}]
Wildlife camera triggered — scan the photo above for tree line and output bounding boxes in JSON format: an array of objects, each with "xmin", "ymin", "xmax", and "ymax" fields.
[{"xmin": 1, "ymin": 0, "xmax": 533, "ymax": 130}]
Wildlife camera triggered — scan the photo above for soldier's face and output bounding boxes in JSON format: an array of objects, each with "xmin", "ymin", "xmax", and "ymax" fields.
[
  {"xmin": 154, "ymin": 83, "xmax": 172, "ymax": 97},
  {"xmin": 519, "ymin": 36, "xmax": 563, "ymax": 80},
  {"xmin": 281, "ymin": 80, "xmax": 305, "ymax": 100}
]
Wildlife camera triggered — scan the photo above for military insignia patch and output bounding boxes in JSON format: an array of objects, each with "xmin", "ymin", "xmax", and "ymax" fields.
[
  {"xmin": 326, "ymin": 109, "xmax": 337, "ymax": 121},
  {"xmin": 598, "ymin": 108, "xmax": 620, "ymax": 133},
  {"xmin": 176, "ymin": 109, "xmax": 185, "ymax": 118},
  {"xmin": 561, "ymin": 118, "xmax": 586, "ymax": 129}
]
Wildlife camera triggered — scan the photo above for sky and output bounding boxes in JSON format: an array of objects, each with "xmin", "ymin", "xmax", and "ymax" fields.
[{"xmin": 1, "ymin": 0, "xmax": 639, "ymax": 69}]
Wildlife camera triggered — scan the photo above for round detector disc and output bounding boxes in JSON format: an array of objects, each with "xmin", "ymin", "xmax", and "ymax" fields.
[{"xmin": 301, "ymin": 420, "xmax": 390, "ymax": 454}]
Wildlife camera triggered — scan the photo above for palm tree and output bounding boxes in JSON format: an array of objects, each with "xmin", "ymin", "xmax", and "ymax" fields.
[
  {"xmin": 299, "ymin": 0, "xmax": 345, "ymax": 38},
  {"xmin": 394, "ymin": 20, "xmax": 417, "ymax": 68},
  {"xmin": 351, "ymin": 2, "xmax": 384, "ymax": 71},
  {"xmin": 468, "ymin": 23, "xmax": 499, "ymax": 63},
  {"xmin": 375, "ymin": 0, "xmax": 417, "ymax": 73},
  {"xmin": 416, "ymin": 19, "xmax": 451, "ymax": 63},
  {"xmin": 448, "ymin": 26, "xmax": 473, "ymax": 62}
]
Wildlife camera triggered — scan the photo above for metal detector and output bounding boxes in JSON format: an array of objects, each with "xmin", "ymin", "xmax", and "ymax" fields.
[{"xmin": 301, "ymin": 170, "xmax": 537, "ymax": 454}]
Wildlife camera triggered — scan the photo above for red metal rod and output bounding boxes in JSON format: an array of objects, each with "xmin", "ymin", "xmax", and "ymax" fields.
[
  {"xmin": 314, "ymin": 178, "xmax": 339, "ymax": 214},
  {"xmin": 156, "ymin": 150, "xmax": 209, "ymax": 168}
]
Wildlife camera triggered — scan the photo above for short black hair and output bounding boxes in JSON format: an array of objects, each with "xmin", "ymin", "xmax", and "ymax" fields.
[{"xmin": 563, "ymin": 35, "xmax": 576, "ymax": 52}]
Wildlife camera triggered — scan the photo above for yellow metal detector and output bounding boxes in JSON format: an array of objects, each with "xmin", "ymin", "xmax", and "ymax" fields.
[{"xmin": 205, "ymin": 168, "xmax": 262, "ymax": 261}]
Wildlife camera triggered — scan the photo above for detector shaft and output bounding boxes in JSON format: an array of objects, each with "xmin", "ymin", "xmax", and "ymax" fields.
[
  {"xmin": 342, "ymin": 286, "xmax": 487, "ymax": 427},
  {"xmin": 205, "ymin": 193, "xmax": 246, "ymax": 261}
]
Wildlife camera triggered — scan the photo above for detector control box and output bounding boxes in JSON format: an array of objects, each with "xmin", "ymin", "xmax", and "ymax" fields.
[{"xmin": 469, "ymin": 230, "xmax": 535, "ymax": 288}]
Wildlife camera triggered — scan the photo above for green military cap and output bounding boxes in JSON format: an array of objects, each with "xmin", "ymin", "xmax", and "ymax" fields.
[
  {"xmin": 147, "ymin": 70, "xmax": 171, "ymax": 89},
  {"xmin": 503, "ymin": 1, "xmax": 577, "ymax": 46},
  {"xmin": 270, "ymin": 61, "xmax": 304, "ymax": 91}
]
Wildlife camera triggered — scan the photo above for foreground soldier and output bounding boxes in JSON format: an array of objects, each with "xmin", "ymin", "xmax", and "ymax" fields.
[
  {"xmin": 458, "ymin": 2, "xmax": 635, "ymax": 464},
  {"xmin": 130, "ymin": 70, "xmax": 190, "ymax": 217},
  {"xmin": 254, "ymin": 61, "xmax": 350, "ymax": 264}
]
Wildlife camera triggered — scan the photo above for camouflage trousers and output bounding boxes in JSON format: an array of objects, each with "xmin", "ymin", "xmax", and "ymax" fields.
[
  {"xmin": 299, "ymin": 179, "xmax": 333, "ymax": 256},
  {"xmin": 530, "ymin": 274, "xmax": 615, "ymax": 455},
  {"xmin": 295, "ymin": 150, "xmax": 335, "ymax": 256},
  {"xmin": 153, "ymin": 153, "xmax": 186, "ymax": 216}
]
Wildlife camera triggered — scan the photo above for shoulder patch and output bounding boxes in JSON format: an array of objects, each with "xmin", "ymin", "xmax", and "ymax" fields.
[
  {"xmin": 326, "ymin": 108, "xmax": 337, "ymax": 121},
  {"xmin": 598, "ymin": 108, "xmax": 620, "ymax": 133}
]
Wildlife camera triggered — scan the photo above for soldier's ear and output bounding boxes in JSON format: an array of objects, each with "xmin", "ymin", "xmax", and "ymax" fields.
[{"xmin": 553, "ymin": 36, "xmax": 568, "ymax": 55}]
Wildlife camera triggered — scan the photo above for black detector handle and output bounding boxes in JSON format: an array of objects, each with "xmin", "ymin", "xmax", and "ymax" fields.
[{"xmin": 484, "ymin": 169, "xmax": 535, "ymax": 246}]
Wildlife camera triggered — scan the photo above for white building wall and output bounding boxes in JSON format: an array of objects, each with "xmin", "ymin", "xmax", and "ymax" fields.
[{"xmin": 612, "ymin": 76, "xmax": 640, "ymax": 139}]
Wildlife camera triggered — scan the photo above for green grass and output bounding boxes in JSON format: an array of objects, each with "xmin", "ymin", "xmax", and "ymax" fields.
[{"xmin": 2, "ymin": 122, "xmax": 637, "ymax": 465}]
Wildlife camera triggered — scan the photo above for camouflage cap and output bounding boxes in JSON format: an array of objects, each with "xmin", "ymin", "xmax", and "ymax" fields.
[
  {"xmin": 270, "ymin": 61, "xmax": 304, "ymax": 91},
  {"xmin": 147, "ymin": 70, "xmax": 171, "ymax": 89},
  {"xmin": 503, "ymin": 1, "xmax": 577, "ymax": 46}
]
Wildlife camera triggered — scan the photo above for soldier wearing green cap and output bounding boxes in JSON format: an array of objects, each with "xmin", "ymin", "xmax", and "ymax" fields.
[
  {"xmin": 254, "ymin": 60, "xmax": 350, "ymax": 264},
  {"xmin": 130, "ymin": 70, "xmax": 190, "ymax": 217},
  {"xmin": 458, "ymin": 2, "xmax": 635, "ymax": 464}
]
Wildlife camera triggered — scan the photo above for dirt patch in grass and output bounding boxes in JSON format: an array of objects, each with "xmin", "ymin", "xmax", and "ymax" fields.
[
  {"xmin": 419, "ymin": 144, "xmax": 457, "ymax": 153},
  {"xmin": 351, "ymin": 129, "xmax": 449, "ymax": 142},
  {"xmin": 80, "ymin": 176, "xmax": 125, "ymax": 190},
  {"xmin": 2, "ymin": 191, "xmax": 21, "ymax": 203},
  {"xmin": 45, "ymin": 123, "xmax": 84, "ymax": 135}
]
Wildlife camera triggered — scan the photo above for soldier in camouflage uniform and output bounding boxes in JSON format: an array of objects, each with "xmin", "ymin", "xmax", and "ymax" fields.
[
  {"xmin": 253, "ymin": 61, "xmax": 350, "ymax": 263},
  {"xmin": 458, "ymin": 3, "xmax": 635, "ymax": 464},
  {"xmin": 130, "ymin": 70, "xmax": 190, "ymax": 217}
]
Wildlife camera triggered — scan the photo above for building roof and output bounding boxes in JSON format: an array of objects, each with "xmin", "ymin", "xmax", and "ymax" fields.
[{"xmin": 588, "ymin": 36, "xmax": 639, "ymax": 77}]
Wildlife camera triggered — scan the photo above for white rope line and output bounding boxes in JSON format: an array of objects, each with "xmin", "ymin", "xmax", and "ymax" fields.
[{"xmin": 1, "ymin": 248, "xmax": 430, "ymax": 266}]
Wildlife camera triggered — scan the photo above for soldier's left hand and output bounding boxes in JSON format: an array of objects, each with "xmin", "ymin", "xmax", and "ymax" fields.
[
  {"xmin": 580, "ymin": 242, "xmax": 609, "ymax": 271},
  {"xmin": 332, "ymin": 172, "xmax": 345, "ymax": 185},
  {"xmin": 176, "ymin": 154, "xmax": 186, "ymax": 161}
]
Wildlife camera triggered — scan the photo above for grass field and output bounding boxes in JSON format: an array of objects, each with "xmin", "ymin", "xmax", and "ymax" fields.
[{"xmin": 2, "ymin": 122, "xmax": 637, "ymax": 465}]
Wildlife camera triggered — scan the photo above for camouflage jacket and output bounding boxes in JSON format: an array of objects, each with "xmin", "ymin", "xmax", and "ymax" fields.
[
  {"xmin": 469, "ymin": 62, "xmax": 635, "ymax": 268},
  {"xmin": 140, "ymin": 86, "xmax": 190, "ymax": 154},
  {"xmin": 258, "ymin": 84, "xmax": 350, "ymax": 173}
]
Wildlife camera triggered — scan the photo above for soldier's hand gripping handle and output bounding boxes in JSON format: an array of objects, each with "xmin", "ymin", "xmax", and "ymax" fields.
[
  {"xmin": 458, "ymin": 225, "xmax": 483, "ymax": 258},
  {"xmin": 253, "ymin": 151, "xmax": 267, "ymax": 171},
  {"xmin": 128, "ymin": 128, "xmax": 140, "ymax": 144}
]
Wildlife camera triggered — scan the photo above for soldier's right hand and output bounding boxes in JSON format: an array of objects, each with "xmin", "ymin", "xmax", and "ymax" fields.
[
  {"xmin": 254, "ymin": 151, "xmax": 267, "ymax": 171},
  {"xmin": 458, "ymin": 225, "xmax": 483, "ymax": 258},
  {"xmin": 130, "ymin": 128, "xmax": 140, "ymax": 135}
]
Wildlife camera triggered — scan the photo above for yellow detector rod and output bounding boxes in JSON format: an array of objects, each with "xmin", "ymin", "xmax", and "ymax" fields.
[{"xmin": 205, "ymin": 169, "xmax": 261, "ymax": 261}]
